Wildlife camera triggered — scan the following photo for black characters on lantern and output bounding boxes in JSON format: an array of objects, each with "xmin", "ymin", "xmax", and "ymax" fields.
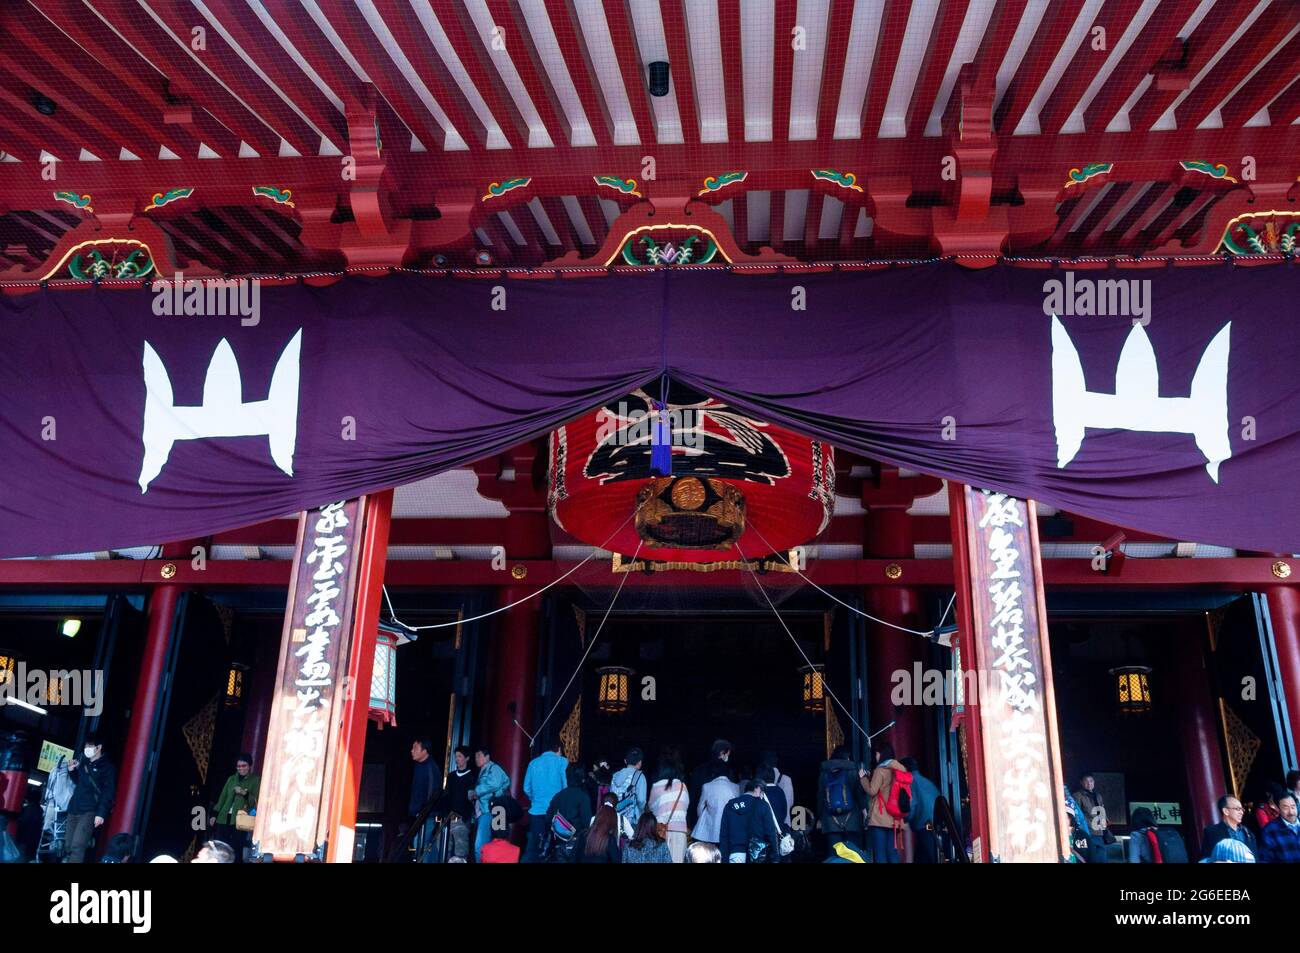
[{"xmin": 585, "ymin": 384, "xmax": 792, "ymax": 486}]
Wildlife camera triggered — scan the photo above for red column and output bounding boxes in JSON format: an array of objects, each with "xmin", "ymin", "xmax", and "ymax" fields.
[
  {"xmin": 865, "ymin": 507, "xmax": 928, "ymax": 768},
  {"xmin": 1170, "ymin": 625, "xmax": 1227, "ymax": 852},
  {"xmin": 865, "ymin": 505, "xmax": 927, "ymax": 863},
  {"xmin": 106, "ymin": 582, "xmax": 181, "ymax": 844},
  {"xmin": 1267, "ymin": 586, "xmax": 1300, "ymax": 758},
  {"xmin": 488, "ymin": 586, "xmax": 539, "ymax": 799}
]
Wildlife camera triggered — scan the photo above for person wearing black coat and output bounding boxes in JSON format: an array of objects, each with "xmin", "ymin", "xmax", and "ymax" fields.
[
  {"xmin": 817, "ymin": 747, "xmax": 867, "ymax": 856},
  {"xmin": 547, "ymin": 764, "xmax": 593, "ymax": 834},
  {"xmin": 1200, "ymin": 794, "xmax": 1258, "ymax": 860},
  {"xmin": 65, "ymin": 738, "xmax": 115, "ymax": 863},
  {"xmin": 719, "ymin": 780, "xmax": 780, "ymax": 863}
]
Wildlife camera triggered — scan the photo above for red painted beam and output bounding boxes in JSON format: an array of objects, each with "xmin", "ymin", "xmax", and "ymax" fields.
[
  {"xmin": 436, "ymin": 0, "xmax": 533, "ymax": 149},
  {"xmin": 994, "ymin": 0, "xmax": 1085, "ymax": 135},
  {"xmin": 1125, "ymin": 2, "xmax": 1259, "ymax": 133},
  {"xmin": 1264, "ymin": 76, "xmax": 1300, "ymax": 127},
  {"xmin": 479, "ymin": 0, "xmax": 576, "ymax": 148},
  {"xmin": 85, "ymin": 0, "xmax": 284, "ymax": 156},
  {"xmin": 1219, "ymin": 32, "xmax": 1300, "ymax": 129},
  {"xmin": 146, "ymin": 0, "xmax": 327, "ymax": 156},
  {"xmin": 542, "ymin": 0, "xmax": 616, "ymax": 147},
  {"xmin": 1082, "ymin": 0, "xmax": 1199, "ymax": 133},
  {"xmin": 198, "ymin": 0, "xmax": 351, "ymax": 147},
  {"xmin": 772, "ymin": 0, "xmax": 798, "ymax": 143},
  {"xmin": 1172, "ymin": 2, "xmax": 1299, "ymax": 132},
  {"xmin": 28, "ymin": 0, "xmax": 241, "ymax": 156},
  {"xmin": 659, "ymin": 0, "xmax": 700, "ymax": 145},
  {"xmin": 716, "ymin": 0, "xmax": 746, "ymax": 143},
  {"xmin": 1036, "ymin": 0, "xmax": 1144, "ymax": 136},
  {"xmin": 859, "ymin": 0, "xmax": 914, "ymax": 140},
  {"xmin": 0, "ymin": 128, "xmax": 1295, "ymax": 203},
  {"xmin": 0, "ymin": 32, "xmax": 159, "ymax": 161},
  {"xmin": 904, "ymin": 0, "xmax": 971, "ymax": 138},
  {"xmin": 373, "ymin": 0, "xmax": 496, "ymax": 151},
  {"xmin": 318, "ymin": 2, "xmax": 450, "ymax": 152},
  {"xmin": 602, "ymin": 0, "xmax": 658, "ymax": 146},
  {"xmin": 0, "ymin": 557, "xmax": 1291, "ymax": 590}
]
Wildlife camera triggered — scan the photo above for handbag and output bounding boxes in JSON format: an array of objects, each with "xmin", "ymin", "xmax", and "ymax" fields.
[
  {"xmin": 235, "ymin": 810, "xmax": 255, "ymax": 832},
  {"xmin": 655, "ymin": 783, "xmax": 684, "ymax": 840},
  {"xmin": 764, "ymin": 790, "xmax": 795, "ymax": 857}
]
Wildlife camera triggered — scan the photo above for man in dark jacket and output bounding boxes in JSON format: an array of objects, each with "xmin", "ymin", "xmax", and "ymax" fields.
[
  {"xmin": 688, "ymin": 739, "xmax": 732, "ymax": 826},
  {"xmin": 408, "ymin": 737, "xmax": 439, "ymax": 862},
  {"xmin": 719, "ymin": 779, "xmax": 779, "ymax": 863},
  {"xmin": 1200, "ymin": 794, "xmax": 1258, "ymax": 860},
  {"xmin": 818, "ymin": 746, "xmax": 866, "ymax": 857},
  {"xmin": 1257, "ymin": 793, "xmax": 1300, "ymax": 863},
  {"xmin": 65, "ymin": 737, "xmax": 115, "ymax": 863}
]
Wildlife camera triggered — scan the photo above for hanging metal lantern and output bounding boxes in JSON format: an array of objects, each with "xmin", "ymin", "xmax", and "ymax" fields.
[
  {"xmin": 369, "ymin": 619, "xmax": 415, "ymax": 728},
  {"xmin": 596, "ymin": 666, "xmax": 633, "ymax": 714},
  {"xmin": 224, "ymin": 663, "xmax": 247, "ymax": 708},
  {"xmin": 1110, "ymin": 665, "xmax": 1152, "ymax": 714},
  {"xmin": 801, "ymin": 664, "xmax": 826, "ymax": 713},
  {"xmin": 369, "ymin": 627, "xmax": 399, "ymax": 727}
]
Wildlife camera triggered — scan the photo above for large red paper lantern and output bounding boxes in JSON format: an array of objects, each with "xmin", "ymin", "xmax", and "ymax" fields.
[{"xmin": 548, "ymin": 385, "xmax": 834, "ymax": 563}]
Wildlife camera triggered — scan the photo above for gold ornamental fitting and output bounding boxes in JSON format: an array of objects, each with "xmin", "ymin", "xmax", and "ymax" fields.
[
  {"xmin": 1273, "ymin": 560, "xmax": 1292, "ymax": 579},
  {"xmin": 160, "ymin": 562, "xmax": 178, "ymax": 579},
  {"xmin": 884, "ymin": 563, "xmax": 903, "ymax": 580},
  {"xmin": 511, "ymin": 564, "xmax": 528, "ymax": 580}
]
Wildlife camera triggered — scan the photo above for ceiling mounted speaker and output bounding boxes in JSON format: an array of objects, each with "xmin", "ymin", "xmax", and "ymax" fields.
[{"xmin": 647, "ymin": 61, "xmax": 670, "ymax": 97}]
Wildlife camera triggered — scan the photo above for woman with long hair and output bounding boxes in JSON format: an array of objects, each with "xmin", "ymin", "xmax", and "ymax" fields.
[
  {"xmin": 579, "ymin": 797, "xmax": 622, "ymax": 863},
  {"xmin": 649, "ymin": 761, "xmax": 690, "ymax": 863},
  {"xmin": 623, "ymin": 811, "xmax": 672, "ymax": 863}
]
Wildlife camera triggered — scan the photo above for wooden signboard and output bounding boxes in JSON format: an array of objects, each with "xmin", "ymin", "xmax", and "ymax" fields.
[
  {"xmin": 956, "ymin": 487, "xmax": 1069, "ymax": 862},
  {"xmin": 253, "ymin": 498, "xmax": 366, "ymax": 861}
]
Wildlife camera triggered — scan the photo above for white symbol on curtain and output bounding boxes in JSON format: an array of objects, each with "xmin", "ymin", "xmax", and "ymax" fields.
[
  {"xmin": 138, "ymin": 330, "xmax": 302, "ymax": 492},
  {"xmin": 1051, "ymin": 317, "xmax": 1231, "ymax": 483}
]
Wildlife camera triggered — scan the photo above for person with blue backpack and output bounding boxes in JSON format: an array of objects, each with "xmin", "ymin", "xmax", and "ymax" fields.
[
  {"xmin": 818, "ymin": 746, "xmax": 867, "ymax": 857},
  {"xmin": 610, "ymin": 747, "xmax": 648, "ymax": 842}
]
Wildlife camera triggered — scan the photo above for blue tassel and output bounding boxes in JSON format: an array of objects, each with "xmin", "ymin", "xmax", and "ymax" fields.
[{"xmin": 650, "ymin": 399, "xmax": 672, "ymax": 476}]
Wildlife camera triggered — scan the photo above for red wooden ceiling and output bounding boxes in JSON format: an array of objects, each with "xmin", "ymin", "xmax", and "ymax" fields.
[{"xmin": 0, "ymin": 0, "xmax": 1296, "ymax": 277}]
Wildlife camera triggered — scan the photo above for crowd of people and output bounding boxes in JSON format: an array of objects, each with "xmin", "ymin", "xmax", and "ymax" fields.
[
  {"xmin": 1068, "ymin": 769, "xmax": 1300, "ymax": 863},
  {"xmin": 412, "ymin": 737, "xmax": 942, "ymax": 863}
]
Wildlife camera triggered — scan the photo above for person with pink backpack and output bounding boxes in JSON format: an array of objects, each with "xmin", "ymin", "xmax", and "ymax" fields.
[{"xmin": 861, "ymin": 742, "xmax": 913, "ymax": 864}]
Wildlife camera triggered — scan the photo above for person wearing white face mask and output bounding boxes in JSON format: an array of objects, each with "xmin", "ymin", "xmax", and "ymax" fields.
[{"xmin": 65, "ymin": 737, "xmax": 116, "ymax": 863}]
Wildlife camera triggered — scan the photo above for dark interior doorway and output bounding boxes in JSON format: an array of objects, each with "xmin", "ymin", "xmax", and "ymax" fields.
[{"xmin": 576, "ymin": 612, "xmax": 828, "ymax": 814}]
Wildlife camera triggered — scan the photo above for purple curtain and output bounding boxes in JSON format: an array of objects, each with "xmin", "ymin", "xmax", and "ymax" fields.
[{"xmin": 1, "ymin": 265, "xmax": 1296, "ymax": 558}]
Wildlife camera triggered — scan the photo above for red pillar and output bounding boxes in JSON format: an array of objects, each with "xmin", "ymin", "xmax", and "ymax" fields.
[
  {"xmin": 1267, "ymin": 586, "xmax": 1300, "ymax": 760},
  {"xmin": 865, "ymin": 507, "xmax": 928, "ymax": 768},
  {"xmin": 1170, "ymin": 625, "xmax": 1227, "ymax": 852},
  {"xmin": 865, "ymin": 504, "xmax": 928, "ymax": 863},
  {"xmin": 488, "ymin": 586, "xmax": 539, "ymax": 799},
  {"xmin": 106, "ymin": 581, "xmax": 182, "ymax": 844}
]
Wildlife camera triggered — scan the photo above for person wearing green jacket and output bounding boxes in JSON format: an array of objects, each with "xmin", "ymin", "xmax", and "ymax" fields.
[{"xmin": 211, "ymin": 753, "xmax": 260, "ymax": 862}]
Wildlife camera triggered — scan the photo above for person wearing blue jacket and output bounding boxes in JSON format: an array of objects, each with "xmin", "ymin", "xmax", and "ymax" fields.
[
  {"xmin": 469, "ymin": 746, "xmax": 511, "ymax": 862},
  {"xmin": 521, "ymin": 740, "xmax": 570, "ymax": 863},
  {"xmin": 900, "ymin": 757, "xmax": 940, "ymax": 863}
]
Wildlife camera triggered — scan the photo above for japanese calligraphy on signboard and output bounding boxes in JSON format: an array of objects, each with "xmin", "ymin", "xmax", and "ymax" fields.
[
  {"xmin": 253, "ymin": 498, "xmax": 364, "ymax": 860},
  {"xmin": 959, "ymin": 488, "xmax": 1069, "ymax": 862}
]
